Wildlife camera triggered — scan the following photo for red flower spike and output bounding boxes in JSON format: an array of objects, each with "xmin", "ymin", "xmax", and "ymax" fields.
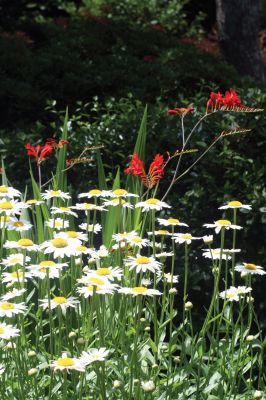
[
  {"xmin": 125, "ymin": 153, "xmax": 164, "ymax": 189},
  {"xmin": 46, "ymin": 138, "xmax": 69, "ymax": 150},
  {"xmin": 167, "ymin": 107, "xmax": 194, "ymax": 117},
  {"xmin": 206, "ymin": 88, "xmax": 243, "ymax": 113},
  {"xmin": 25, "ymin": 142, "xmax": 54, "ymax": 163}
]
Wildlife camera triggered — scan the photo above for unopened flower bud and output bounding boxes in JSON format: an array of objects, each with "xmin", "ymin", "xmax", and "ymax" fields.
[
  {"xmin": 28, "ymin": 368, "xmax": 38, "ymax": 376},
  {"xmin": 6, "ymin": 283, "xmax": 13, "ymax": 289},
  {"xmin": 241, "ymin": 271, "xmax": 248, "ymax": 279},
  {"xmin": 246, "ymin": 335, "xmax": 255, "ymax": 342},
  {"xmin": 75, "ymin": 257, "xmax": 82, "ymax": 265},
  {"xmin": 161, "ymin": 344, "xmax": 168, "ymax": 351},
  {"xmin": 113, "ymin": 380, "xmax": 122, "ymax": 389},
  {"xmin": 6, "ymin": 341, "xmax": 16, "ymax": 349},
  {"xmin": 203, "ymin": 235, "xmax": 213, "ymax": 245},
  {"xmin": 28, "ymin": 351, "xmax": 36, "ymax": 357},
  {"xmin": 141, "ymin": 380, "xmax": 155, "ymax": 392},
  {"xmin": 247, "ymin": 296, "xmax": 254, "ymax": 304},
  {"xmin": 212, "ymin": 267, "xmax": 219, "ymax": 275},
  {"xmin": 152, "ymin": 364, "xmax": 159, "ymax": 369},
  {"xmin": 253, "ymin": 390, "xmax": 263, "ymax": 399},
  {"xmin": 144, "ymin": 326, "xmax": 150, "ymax": 332},
  {"xmin": 185, "ymin": 301, "xmax": 193, "ymax": 311},
  {"xmin": 173, "ymin": 356, "xmax": 180, "ymax": 364},
  {"xmin": 68, "ymin": 331, "xmax": 77, "ymax": 339},
  {"xmin": 77, "ymin": 337, "xmax": 86, "ymax": 345},
  {"xmin": 169, "ymin": 288, "xmax": 177, "ymax": 295},
  {"xmin": 140, "ymin": 318, "xmax": 146, "ymax": 322},
  {"xmin": 134, "ymin": 379, "xmax": 139, "ymax": 384}
]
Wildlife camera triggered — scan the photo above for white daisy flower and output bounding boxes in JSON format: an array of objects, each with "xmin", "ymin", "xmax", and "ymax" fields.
[
  {"xmin": 45, "ymin": 218, "xmax": 70, "ymax": 230},
  {"xmin": 172, "ymin": 233, "xmax": 201, "ymax": 245},
  {"xmin": 219, "ymin": 286, "xmax": 252, "ymax": 302},
  {"xmin": 125, "ymin": 254, "xmax": 162, "ymax": 274},
  {"xmin": 42, "ymin": 190, "xmax": 71, "ymax": 200},
  {"xmin": 26, "ymin": 199, "xmax": 44, "ymax": 206},
  {"xmin": 40, "ymin": 296, "xmax": 79, "ymax": 312},
  {"xmin": 157, "ymin": 217, "xmax": 188, "ymax": 227},
  {"xmin": 4, "ymin": 239, "xmax": 39, "ymax": 252},
  {"xmin": 79, "ymin": 222, "xmax": 102, "ymax": 233},
  {"xmin": 56, "ymin": 230, "xmax": 88, "ymax": 242},
  {"xmin": 110, "ymin": 189, "xmax": 138, "ymax": 198},
  {"xmin": 72, "ymin": 203, "xmax": 106, "ymax": 212},
  {"xmin": 41, "ymin": 236, "xmax": 81, "ymax": 258},
  {"xmin": 155, "ymin": 251, "xmax": 174, "ymax": 258},
  {"xmin": 74, "ymin": 245, "xmax": 93, "ymax": 256},
  {"xmin": 163, "ymin": 273, "xmax": 179, "ymax": 283},
  {"xmin": 103, "ymin": 198, "xmax": 134, "ymax": 209},
  {"xmin": 202, "ymin": 235, "xmax": 213, "ymax": 244},
  {"xmin": 147, "ymin": 230, "xmax": 171, "ymax": 236},
  {"xmin": 77, "ymin": 284, "xmax": 116, "ymax": 297},
  {"xmin": 0, "ymin": 301, "xmax": 26, "ymax": 317},
  {"xmin": 78, "ymin": 189, "xmax": 112, "ymax": 198},
  {"xmin": 0, "ymin": 185, "xmax": 21, "ymax": 198},
  {"xmin": 135, "ymin": 198, "xmax": 171, "ymax": 212},
  {"xmin": 50, "ymin": 206, "xmax": 78, "ymax": 217},
  {"xmin": 49, "ymin": 353, "xmax": 85, "ymax": 372},
  {"xmin": 202, "ymin": 248, "xmax": 231, "ymax": 260},
  {"xmin": 219, "ymin": 200, "xmax": 252, "ymax": 210},
  {"xmin": 112, "ymin": 231, "xmax": 138, "ymax": 242},
  {"xmin": 111, "ymin": 241, "xmax": 127, "ymax": 251},
  {"xmin": 1, "ymin": 288, "xmax": 26, "ymax": 301},
  {"xmin": 0, "ymin": 323, "xmax": 20, "ymax": 339},
  {"xmin": 27, "ymin": 262, "xmax": 62, "ymax": 279},
  {"xmin": 89, "ymin": 245, "xmax": 109, "ymax": 259},
  {"xmin": 119, "ymin": 287, "xmax": 162, "ymax": 296},
  {"xmin": 1, "ymin": 253, "xmax": 31, "ymax": 268},
  {"xmin": 126, "ymin": 236, "xmax": 150, "ymax": 248},
  {"xmin": 84, "ymin": 267, "xmax": 123, "ymax": 281},
  {"xmin": 80, "ymin": 348, "xmax": 109, "ymax": 365},
  {"xmin": 2, "ymin": 269, "xmax": 32, "ymax": 284},
  {"xmin": 235, "ymin": 263, "xmax": 265, "ymax": 275},
  {"xmin": 203, "ymin": 219, "xmax": 242, "ymax": 234},
  {"xmin": 7, "ymin": 219, "xmax": 33, "ymax": 232},
  {"xmin": 0, "ymin": 198, "xmax": 29, "ymax": 216}
]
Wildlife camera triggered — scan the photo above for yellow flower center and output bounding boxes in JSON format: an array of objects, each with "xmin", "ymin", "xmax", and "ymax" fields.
[
  {"xmin": 112, "ymin": 198, "xmax": 125, "ymax": 205},
  {"xmin": 89, "ymin": 189, "xmax": 101, "ymax": 195},
  {"xmin": 59, "ymin": 207, "xmax": 70, "ymax": 212},
  {"xmin": 146, "ymin": 198, "xmax": 159, "ymax": 205},
  {"xmin": 39, "ymin": 261, "xmax": 56, "ymax": 266},
  {"xmin": 76, "ymin": 246, "xmax": 87, "ymax": 252},
  {"xmin": 0, "ymin": 302, "xmax": 15, "ymax": 310},
  {"xmin": 9, "ymin": 257, "xmax": 22, "ymax": 264},
  {"xmin": 53, "ymin": 296, "xmax": 67, "ymax": 304},
  {"xmin": 84, "ymin": 203, "xmax": 95, "ymax": 209},
  {"xmin": 87, "ymin": 285, "xmax": 100, "ymax": 292},
  {"xmin": 181, "ymin": 234, "xmax": 192, "ymax": 239},
  {"xmin": 157, "ymin": 230, "xmax": 169, "ymax": 235},
  {"xmin": 215, "ymin": 219, "xmax": 231, "ymax": 226},
  {"xmin": 49, "ymin": 190, "xmax": 61, "ymax": 196},
  {"xmin": 136, "ymin": 256, "xmax": 150, "ymax": 264},
  {"xmin": 131, "ymin": 237, "xmax": 143, "ymax": 243},
  {"xmin": 226, "ymin": 293, "xmax": 236, "ymax": 299},
  {"xmin": 66, "ymin": 231, "xmax": 78, "ymax": 238},
  {"xmin": 56, "ymin": 357, "xmax": 74, "ymax": 367},
  {"xmin": 112, "ymin": 189, "xmax": 127, "ymax": 196},
  {"xmin": 212, "ymin": 249, "xmax": 220, "ymax": 255},
  {"xmin": 132, "ymin": 287, "xmax": 148, "ymax": 294},
  {"xmin": 228, "ymin": 201, "xmax": 242, "ymax": 207},
  {"xmin": 54, "ymin": 221, "xmax": 63, "ymax": 227},
  {"xmin": 245, "ymin": 263, "xmax": 257, "ymax": 270},
  {"xmin": 0, "ymin": 201, "xmax": 13, "ymax": 209},
  {"xmin": 52, "ymin": 238, "xmax": 68, "ymax": 248},
  {"xmin": 167, "ymin": 218, "xmax": 180, "ymax": 224},
  {"xmin": 11, "ymin": 271, "xmax": 23, "ymax": 278},
  {"xmin": 18, "ymin": 239, "xmax": 33, "ymax": 247},
  {"xmin": 26, "ymin": 199, "xmax": 37, "ymax": 204},
  {"xmin": 14, "ymin": 221, "xmax": 24, "ymax": 227},
  {"xmin": 0, "ymin": 186, "xmax": 8, "ymax": 193},
  {"xmin": 0, "ymin": 327, "xmax": 5, "ymax": 334},
  {"xmin": 87, "ymin": 277, "xmax": 105, "ymax": 285},
  {"xmin": 96, "ymin": 268, "xmax": 111, "ymax": 276},
  {"xmin": 39, "ymin": 267, "xmax": 50, "ymax": 273}
]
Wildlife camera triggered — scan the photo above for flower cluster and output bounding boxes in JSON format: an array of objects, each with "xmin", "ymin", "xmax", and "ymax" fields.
[{"xmin": 125, "ymin": 153, "xmax": 164, "ymax": 189}]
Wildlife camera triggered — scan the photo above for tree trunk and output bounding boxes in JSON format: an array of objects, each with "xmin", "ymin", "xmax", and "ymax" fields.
[{"xmin": 215, "ymin": 0, "xmax": 265, "ymax": 85}]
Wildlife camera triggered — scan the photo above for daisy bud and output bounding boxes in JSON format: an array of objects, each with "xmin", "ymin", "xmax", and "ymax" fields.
[
  {"xmin": 28, "ymin": 351, "xmax": 36, "ymax": 357},
  {"xmin": 68, "ymin": 331, "xmax": 77, "ymax": 339},
  {"xmin": 88, "ymin": 258, "xmax": 96, "ymax": 264},
  {"xmin": 246, "ymin": 335, "xmax": 255, "ymax": 343},
  {"xmin": 75, "ymin": 257, "xmax": 82, "ymax": 265},
  {"xmin": 152, "ymin": 364, "xmax": 159, "ymax": 369},
  {"xmin": 161, "ymin": 344, "xmax": 168, "ymax": 351},
  {"xmin": 241, "ymin": 271, "xmax": 248, "ymax": 279},
  {"xmin": 28, "ymin": 368, "xmax": 38, "ymax": 376},
  {"xmin": 144, "ymin": 326, "xmax": 150, "ymax": 332},
  {"xmin": 134, "ymin": 379, "xmax": 140, "ymax": 384},
  {"xmin": 185, "ymin": 301, "xmax": 193, "ymax": 311},
  {"xmin": 203, "ymin": 235, "xmax": 213, "ymax": 244},
  {"xmin": 141, "ymin": 380, "xmax": 155, "ymax": 392},
  {"xmin": 212, "ymin": 267, "xmax": 219, "ymax": 275},
  {"xmin": 140, "ymin": 318, "xmax": 146, "ymax": 322},
  {"xmin": 77, "ymin": 337, "xmax": 86, "ymax": 345},
  {"xmin": 82, "ymin": 266, "xmax": 89, "ymax": 272},
  {"xmin": 173, "ymin": 356, "xmax": 180, "ymax": 364},
  {"xmin": 113, "ymin": 380, "xmax": 122, "ymax": 389},
  {"xmin": 169, "ymin": 288, "xmax": 177, "ymax": 295},
  {"xmin": 253, "ymin": 390, "xmax": 263, "ymax": 399},
  {"xmin": 6, "ymin": 341, "xmax": 16, "ymax": 350},
  {"xmin": 247, "ymin": 296, "xmax": 254, "ymax": 304},
  {"xmin": 6, "ymin": 283, "xmax": 13, "ymax": 289}
]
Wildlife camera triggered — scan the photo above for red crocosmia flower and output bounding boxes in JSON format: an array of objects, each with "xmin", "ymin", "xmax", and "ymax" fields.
[
  {"xmin": 25, "ymin": 143, "xmax": 54, "ymax": 164},
  {"xmin": 206, "ymin": 88, "xmax": 243, "ymax": 113},
  {"xmin": 167, "ymin": 107, "xmax": 194, "ymax": 117},
  {"xmin": 46, "ymin": 138, "xmax": 69, "ymax": 149},
  {"xmin": 125, "ymin": 153, "xmax": 164, "ymax": 189}
]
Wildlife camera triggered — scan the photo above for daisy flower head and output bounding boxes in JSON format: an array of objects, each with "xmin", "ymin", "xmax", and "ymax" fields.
[
  {"xmin": 72, "ymin": 203, "xmax": 107, "ymax": 212},
  {"xmin": 74, "ymin": 245, "xmax": 93, "ymax": 257},
  {"xmin": 135, "ymin": 198, "xmax": 171, "ymax": 212},
  {"xmin": 202, "ymin": 248, "xmax": 231, "ymax": 260},
  {"xmin": 1, "ymin": 253, "xmax": 31, "ymax": 268},
  {"xmin": 42, "ymin": 190, "xmax": 71, "ymax": 201},
  {"xmin": 202, "ymin": 235, "xmax": 213, "ymax": 245},
  {"xmin": 27, "ymin": 262, "xmax": 62, "ymax": 280},
  {"xmin": 203, "ymin": 219, "xmax": 242, "ymax": 234},
  {"xmin": 1, "ymin": 288, "xmax": 26, "ymax": 301},
  {"xmin": 103, "ymin": 198, "xmax": 134, "ymax": 209},
  {"xmin": 147, "ymin": 230, "xmax": 171, "ymax": 236},
  {"xmin": 80, "ymin": 348, "xmax": 109, "ymax": 365},
  {"xmin": 163, "ymin": 273, "xmax": 179, "ymax": 283},
  {"xmin": 45, "ymin": 218, "xmax": 69, "ymax": 230},
  {"xmin": 219, "ymin": 286, "xmax": 252, "ymax": 302},
  {"xmin": 219, "ymin": 200, "xmax": 252, "ymax": 210},
  {"xmin": 2, "ymin": 269, "xmax": 32, "ymax": 284},
  {"xmin": 235, "ymin": 263, "xmax": 265, "ymax": 275},
  {"xmin": 119, "ymin": 286, "xmax": 162, "ymax": 296},
  {"xmin": 79, "ymin": 222, "xmax": 102, "ymax": 233},
  {"xmin": 112, "ymin": 231, "xmax": 138, "ymax": 242},
  {"xmin": 172, "ymin": 233, "xmax": 201, "ymax": 245},
  {"xmin": 110, "ymin": 189, "xmax": 138, "ymax": 198},
  {"xmin": 57, "ymin": 230, "xmax": 88, "ymax": 242},
  {"xmin": 157, "ymin": 217, "xmax": 188, "ymax": 227},
  {"xmin": 0, "ymin": 198, "xmax": 29, "ymax": 216},
  {"xmin": 40, "ymin": 236, "xmax": 81, "ymax": 258},
  {"xmin": 26, "ymin": 199, "xmax": 44, "ymax": 206},
  {"xmin": 125, "ymin": 254, "xmax": 162, "ymax": 274},
  {"xmin": 4, "ymin": 239, "xmax": 39, "ymax": 252},
  {"xmin": 155, "ymin": 251, "xmax": 174, "ymax": 259},
  {"xmin": 0, "ymin": 301, "xmax": 26, "ymax": 317},
  {"xmin": 89, "ymin": 245, "xmax": 109, "ymax": 260},
  {"xmin": 78, "ymin": 189, "xmax": 112, "ymax": 198},
  {"xmin": 50, "ymin": 353, "xmax": 85, "ymax": 372},
  {"xmin": 85, "ymin": 266, "xmax": 123, "ymax": 281},
  {"xmin": 40, "ymin": 296, "xmax": 80, "ymax": 312},
  {"xmin": 126, "ymin": 236, "xmax": 150, "ymax": 248},
  {"xmin": 0, "ymin": 185, "xmax": 21, "ymax": 198},
  {"xmin": 51, "ymin": 206, "xmax": 78, "ymax": 218},
  {"xmin": 7, "ymin": 219, "xmax": 32, "ymax": 232},
  {"xmin": 77, "ymin": 284, "xmax": 117, "ymax": 297},
  {"xmin": 0, "ymin": 323, "xmax": 20, "ymax": 340}
]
